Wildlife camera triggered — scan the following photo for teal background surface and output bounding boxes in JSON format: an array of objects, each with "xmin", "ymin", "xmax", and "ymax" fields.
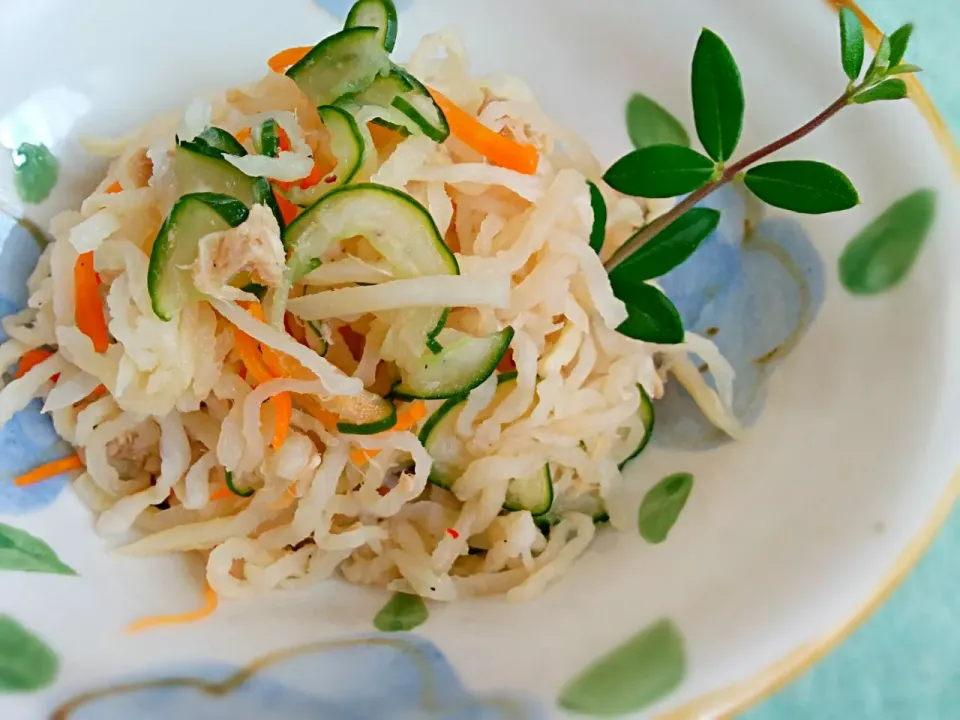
[{"xmin": 744, "ymin": 2, "xmax": 959, "ymax": 718}]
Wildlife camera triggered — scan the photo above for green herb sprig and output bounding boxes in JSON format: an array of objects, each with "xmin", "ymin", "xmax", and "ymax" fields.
[{"xmin": 603, "ymin": 10, "xmax": 919, "ymax": 342}]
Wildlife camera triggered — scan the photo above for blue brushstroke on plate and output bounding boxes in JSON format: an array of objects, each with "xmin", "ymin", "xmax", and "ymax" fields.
[
  {"xmin": 314, "ymin": 0, "xmax": 412, "ymax": 18},
  {"xmin": 53, "ymin": 634, "xmax": 540, "ymax": 719},
  {"xmin": 654, "ymin": 184, "xmax": 825, "ymax": 450},
  {"xmin": 0, "ymin": 213, "xmax": 71, "ymax": 514}
]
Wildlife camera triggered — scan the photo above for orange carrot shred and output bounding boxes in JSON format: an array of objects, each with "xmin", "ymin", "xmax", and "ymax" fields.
[
  {"xmin": 105, "ymin": 181, "xmax": 123, "ymax": 194},
  {"xmin": 368, "ymin": 121, "xmax": 401, "ymax": 150},
  {"xmin": 394, "ymin": 400, "xmax": 427, "ymax": 432},
  {"xmin": 209, "ymin": 486, "xmax": 233, "ymax": 502},
  {"xmin": 14, "ymin": 348, "xmax": 54, "ymax": 379},
  {"xmin": 298, "ymin": 156, "xmax": 331, "ymax": 190},
  {"xmin": 74, "ymin": 252, "xmax": 110, "ymax": 353},
  {"xmin": 273, "ymin": 187, "xmax": 302, "ymax": 226},
  {"xmin": 229, "ymin": 302, "xmax": 293, "ymax": 450},
  {"xmin": 277, "ymin": 127, "xmax": 292, "ymax": 153},
  {"xmin": 428, "ymin": 88, "xmax": 539, "ymax": 175},
  {"xmin": 126, "ymin": 585, "xmax": 219, "ymax": 634},
  {"xmin": 235, "ymin": 127, "xmax": 251, "ymax": 143},
  {"xmin": 271, "ymin": 392, "xmax": 292, "ymax": 450},
  {"xmin": 267, "ymin": 46, "xmax": 313, "ymax": 74},
  {"xmin": 14, "ymin": 455, "xmax": 84, "ymax": 487}
]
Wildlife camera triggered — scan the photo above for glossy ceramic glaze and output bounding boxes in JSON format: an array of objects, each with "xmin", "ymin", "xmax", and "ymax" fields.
[{"xmin": 0, "ymin": 0, "xmax": 957, "ymax": 717}]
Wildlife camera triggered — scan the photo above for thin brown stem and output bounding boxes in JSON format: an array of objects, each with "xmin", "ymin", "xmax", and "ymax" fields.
[{"xmin": 603, "ymin": 92, "xmax": 853, "ymax": 273}]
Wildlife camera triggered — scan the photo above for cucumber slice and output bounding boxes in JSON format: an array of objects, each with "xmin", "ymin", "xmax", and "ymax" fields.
[
  {"xmin": 148, "ymin": 193, "xmax": 250, "ymax": 321},
  {"xmin": 286, "ymin": 27, "xmax": 391, "ymax": 107},
  {"xmin": 392, "ymin": 327, "xmax": 514, "ymax": 400},
  {"xmin": 195, "ymin": 127, "xmax": 247, "ymax": 157},
  {"xmin": 306, "ymin": 321, "xmax": 329, "ymax": 356},
  {"xmin": 503, "ymin": 465, "xmax": 553, "ymax": 515},
  {"xmin": 283, "ymin": 183, "xmax": 458, "ymax": 281},
  {"xmin": 426, "ymin": 307, "xmax": 449, "ymax": 354},
  {"xmin": 534, "ymin": 491, "xmax": 608, "ymax": 534},
  {"xmin": 252, "ymin": 119, "xmax": 282, "ymax": 157},
  {"xmin": 240, "ymin": 282, "xmax": 267, "ymax": 299},
  {"xmin": 390, "ymin": 66, "xmax": 450, "ymax": 143},
  {"xmin": 251, "ymin": 177, "xmax": 286, "ymax": 229},
  {"xmin": 618, "ymin": 385, "xmax": 655, "ymax": 470},
  {"xmin": 173, "ymin": 144, "xmax": 258, "ymax": 206},
  {"xmin": 339, "ymin": 66, "xmax": 449, "ymax": 142},
  {"xmin": 327, "ymin": 394, "xmax": 397, "ymax": 435},
  {"xmin": 417, "ymin": 371, "xmax": 518, "ymax": 487},
  {"xmin": 338, "ymin": 68, "xmax": 412, "ymax": 107},
  {"xmin": 344, "ymin": 0, "xmax": 398, "ymax": 52},
  {"xmin": 419, "ymin": 372, "xmax": 552, "ymax": 513},
  {"xmin": 287, "ymin": 106, "xmax": 363, "ymax": 206}
]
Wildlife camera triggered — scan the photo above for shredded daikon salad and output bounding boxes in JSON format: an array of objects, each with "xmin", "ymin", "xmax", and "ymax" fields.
[{"xmin": 0, "ymin": 20, "xmax": 738, "ymax": 603}]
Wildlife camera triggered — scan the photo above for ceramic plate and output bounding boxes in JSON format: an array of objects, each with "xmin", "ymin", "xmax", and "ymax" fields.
[{"xmin": 0, "ymin": 0, "xmax": 957, "ymax": 718}]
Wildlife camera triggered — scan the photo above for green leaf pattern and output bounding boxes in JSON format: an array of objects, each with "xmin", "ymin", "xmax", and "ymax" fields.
[
  {"xmin": 0, "ymin": 616, "xmax": 59, "ymax": 692},
  {"xmin": 0, "ymin": 523, "xmax": 76, "ymax": 576},
  {"xmin": 558, "ymin": 619, "xmax": 687, "ymax": 715}
]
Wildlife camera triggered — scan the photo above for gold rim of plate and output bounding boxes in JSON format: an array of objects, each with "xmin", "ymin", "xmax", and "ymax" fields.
[{"xmin": 659, "ymin": 4, "xmax": 959, "ymax": 717}]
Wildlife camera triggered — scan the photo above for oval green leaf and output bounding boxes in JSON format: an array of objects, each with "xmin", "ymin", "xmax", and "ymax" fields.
[
  {"xmin": 0, "ymin": 523, "xmax": 76, "ymax": 576},
  {"xmin": 886, "ymin": 63, "xmax": 923, "ymax": 76},
  {"xmin": 839, "ymin": 188, "xmax": 936, "ymax": 295},
  {"xmin": 743, "ymin": 160, "xmax": 859, "ymax": 214},
  {"xmin": 603, "ymin": 145, "xmax": 715, "ymax": 199},
  {"xmin": 626, "ymin": 93, "xmax": 690, "ymax": 151},
  {"xmin": 12, "ymin": 143, "xmax": 59, "ymax": 205},
  {"xmin": 558, "ymin": 618, "xmax": 687, "ymax": 716},
  {"xmin": 691, "ymin": 29, "xmax": 745, "ymax": 163},
  {"xmin": 887, "ymin": 23, "xmax": 914, "ymax": 68},
  {"xmin": 638, "ymin": 472, "xmax": 694, "ymax": 544},
  {"xmin": 853, "ymin": 78, "xmax": 908, "ymax": 104},
  {"xmin": 838, "ymin": 8, "xmax": 865, "ymax": 81},
  {"xmin": 587, "ymin": 180, "xmax": 607, "ymax": 254},
  {"xmin": 613, "ymin": 281, "xmax": 685, "ymax": 345},
  {"xmin": 0, "ymin": 615, "xmax": 59, "ymax": 692},
  {"xmin": 863, "ymin": 34, "xmax": 891, "ymax": 81},
  {"xmin": 610, "ymin": 208, "xmax": 720, "ymax": 283},
  {"xmin": 373, "ymin": 592, "xmax": 428, "ymax": 632}
]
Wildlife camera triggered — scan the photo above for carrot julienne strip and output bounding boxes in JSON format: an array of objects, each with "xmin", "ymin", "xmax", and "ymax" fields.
[
  {"xmin": 427, "ymin": 87, "xmax": 539, "ymax": 175},
  {"xmin": 267, "ymin": 46, "xmax": 313, "ymax": 74},
  {"xmin": 125, "ymin": 585, "xmax": 219, "ymax": 633},
  {"xmin": 14, "ymin": 455, "xmax": 84, "ymax": 487}
]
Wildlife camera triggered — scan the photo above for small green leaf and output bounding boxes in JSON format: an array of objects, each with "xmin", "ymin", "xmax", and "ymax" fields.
[
  {"xmin": 558, "ymin": 618, "xmax": 687, "ymax": 715},
  {"xmin": 11, "ymin": 143, "xmax": 59, "ymax": 205},
  {"xmin": 613, "ymin": 280, "xmax": 685, "ymax": 345},
  {"xmin": 838, "ymin": 8, "xmax": 865, "ymax": 81},
  {"xmin": 691, "ymin": 29, "xmax": 745, "ymax": 163},
  {"xmin": 839, "ymin": 188, "xmax": 936, "ymax": 295},
  {"xmin": 863, "ymin": 35, "xmax": 891, "ymax": 81},
  {"xmin": 885, "ymin": 63, "xmax": 923, "ymax": 76},
  {"xmin": 887, "ymin": 23, "xmax": 914, "ymax": 68},
  {"xmin": 586, "ymin": 180, "xmax": 607, "ymax": 254},
  {"xmin": 373, "ymin": 592, "xmax": 428, "ymax": 632},
  {"xmin": 610, "ymin": 208, "xmax": 720, "ymax": 282},
  {"xmin": 603, "ymin": 145, "xmax": 715, "ymax": 198},
  {"xmin": 626, "ymin": 93, "xmax": 690, "ymax": 150},
  {"xmin": 743, "ymin": 160, "xmax": 859, "ymax": 214},
  {"xmin": 0, "ymin": 615, "xmax": 59, "ymax": 692},
  {"xmin": 853, "ymin": 79, "xmax": 908, "ymax": 104},
  {"xmin": 0, "ymin": 523, "xmax": 76, "ymax": 576},
  {"xmin": 638, "ymin": 472, "xmax": 694, "ymax": 544}
]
